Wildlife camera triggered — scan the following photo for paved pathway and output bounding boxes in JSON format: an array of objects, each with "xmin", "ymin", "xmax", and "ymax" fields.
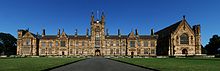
[{"xmin": 51, "ymin": 57, "xmax": 152, "ymax": 71}]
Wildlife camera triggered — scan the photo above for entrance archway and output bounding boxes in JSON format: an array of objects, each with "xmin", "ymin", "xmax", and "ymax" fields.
[
  {"xmin": 95, "ymin": 49, "xmax": 101, "ymax": 56},
  {"xmin": 62, "ymin": 51, "xmax": 65, "ymax": 55},
  {"xmin": 182, "ymin": 49, "xmax": 188, "ymax": 56}
]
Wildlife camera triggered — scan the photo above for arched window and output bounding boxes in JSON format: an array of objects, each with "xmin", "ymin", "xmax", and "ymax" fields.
[{"xmin": 180, "ymin": 33, "xmax": 189, "ymax": 44}]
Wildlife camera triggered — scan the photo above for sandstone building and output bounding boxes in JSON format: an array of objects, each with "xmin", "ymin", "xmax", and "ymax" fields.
[
  {"xmin": 17, "ymin": 13, "xmax": 158, "ymax": 56},
  {"xmin": 155, "ymin": 16, "xmax": 201, "ymax": 56},
  {"xmin": 17, "ymin": 13, "xmax": 201, "ymax": 56}
]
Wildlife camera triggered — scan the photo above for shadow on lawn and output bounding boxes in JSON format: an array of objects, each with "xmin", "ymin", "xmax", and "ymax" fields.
[
  {"xmin": 175, "ymin": 58, "xmax": 220, "ymax": 61},
  {"xmin": 108, "ymin": 58, "xmax": 159, "ymax": 71},
  {"xmin": 42, "ymin": 58, "xmax": 87, "ymax": 71}
]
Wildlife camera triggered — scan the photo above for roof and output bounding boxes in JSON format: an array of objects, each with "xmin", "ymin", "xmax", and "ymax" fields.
[
  {"xmin": 40, "ymin": 35, "xmax": 57, "ymax": 39},
  {"xmin": 155, "ymin": 20, "xmax": 182, "ymax": 35},
  {"xmin": 139, "ymin": 35, "xmax": 158, "ymax": 39},
  {"xmin": 68, "ymin": 35, "xmax": 90, "ymax": 39},
  {"xmin": 105, "ymin": 35, "xmax": 127, "ymax": 39}
]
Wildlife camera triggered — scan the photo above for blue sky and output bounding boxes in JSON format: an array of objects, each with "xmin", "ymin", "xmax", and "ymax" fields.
[{"xmin": 0, "ymin": 0, "xmax": 220, "ymax": 46}]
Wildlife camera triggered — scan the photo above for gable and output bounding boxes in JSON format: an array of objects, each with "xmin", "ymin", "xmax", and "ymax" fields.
[
  {"xmin": 173, "ymin": 20, "xmax": 194, "ymax": 36},
  {"xmin": 60, "ymin": 31, "xmax": 68, "ymax": 38},
  {"xmin": 22, "ymin": 32, "xmax": 35, "ymax": 38}
]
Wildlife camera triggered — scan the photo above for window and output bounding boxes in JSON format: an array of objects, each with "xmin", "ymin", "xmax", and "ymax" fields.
[
  {"xmin": 116, "ymin": 49, "xmax": 119, "ymax": 54},
  {"xmin": 75, "ymin": 41, "xmax": 79, "ymax": 47},
  {"xmin": 55, "ymin": 41, "xmax": 59, "ymax": 46},
  {"xmin": 151, "ymin": 49, "xmax": 155, "ymax": 54},
  {"xmin": 49, "ymin": 42, "xmax": 53, "ymax": 48},
  {"xmin": 82, "ymin": 41, "xmax": 85, "ymax": 46},
  {"xmin": 25, "ymin": 39, "xmax": 31, "ymax": 46},
  {"xmin": 60, "ymin": 41, "xmax": 66, "ymax": 47},
  {"xmin": 137, "ymin": 41, "xmax": 141, "ymax": 47},
  {"xmin": 144, "ymin": 41, "xmax": 148, "ymax": 47},
  {"xmin": 180, "ymin": 33, "xmax": 189, "ymax": 44},
  {"xmin": 130, "ymin": 41, "xmax": 135, "ymax": 47},
  {"xmin": 105, "ymin": 41, "xmax": 108, "ymax": 46},
  {"xmin": 150, "ymin": 41, "xmax": 155, "ymax": 47},
  {"xmin": 116, "ymin": 41, "xmax": 119, "ymax": 46},
  {"xmin": 41, "ymin": 42, "xmax": 46, "ymax": 48},
  {"xmin": 137, "ymin": 49, "xmax": 141, "ymax": 54},
  {"xmin": 144, "ymin": 48, "xmax": 148, "ymax": 54}
]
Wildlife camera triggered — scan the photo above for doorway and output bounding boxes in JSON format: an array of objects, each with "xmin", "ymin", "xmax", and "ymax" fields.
[
  {"xmin": 95, "ymin": 49, "xmax": 101, "ymax": 56},
  {"xmin": 62, "ymin": 51, "xmax": 65, "ymax": 55},
  {"xmin": 131, "ymin": 51, "xmax": 134, "ymax": 58},
  {"xmin": 182, "ymin": 49, "xmax": 188, "ymax": 56}
]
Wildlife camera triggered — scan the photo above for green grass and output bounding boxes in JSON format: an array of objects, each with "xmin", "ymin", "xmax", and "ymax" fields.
[
  {"xmin": 113, "ymin": 58, "xmax": 220, "ymax": 71},
  {"xmin": 0, "ymin": 57, "xmax": 84, "ymax": 71}
]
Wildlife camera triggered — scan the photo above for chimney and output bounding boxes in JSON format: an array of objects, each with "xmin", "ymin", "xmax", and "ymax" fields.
[
  {"xmin": 75, "ymin": 29, "xmax": 78, "ymax": 37},
  {"xmin": 135, "ymin": 29, "xmax": 138, "ymax": 36},
  {"xmin": 91, "ymin": 11, "xmax": 94, "ymax": 25},
  {"xmin": 36, "ymin": 32, "xmax": 39, "ymax": 38},
  {"xmin": 86, "ymin": 28, "xmax": 89, "ymax": 37},
  {"xmin": 151, "ymin": 29, "xmax": 154, "ymax": 36},
  {"xmin": 42, "ymin": 29, "xmax": 45, "ymax": 37},
  {"xmin": 106, "ymin": 29, "xmax": 109, "ymax": 36},
  {"xmin": 101, "ymin": 12, "xmax": 105, "ymax": 23},
  {"xmin": 118, "ymin": 29, "xmax": 121, "ymax": 37},
  {"xmin": 57, "ymin": 29, "xmax": 60, "ymax": 37}
]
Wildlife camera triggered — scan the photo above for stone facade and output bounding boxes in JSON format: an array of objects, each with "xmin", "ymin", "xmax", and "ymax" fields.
[
  {"xmin": 155, "ymin": 16, "xmax": 202, "ymax": 56},
  {"xmin": 17, "ymin": 12, "xmax": 158, "ymax": 56},
  {"xmin": 17, "ymin": 13, "xmax": 202, "ymax": 56}
]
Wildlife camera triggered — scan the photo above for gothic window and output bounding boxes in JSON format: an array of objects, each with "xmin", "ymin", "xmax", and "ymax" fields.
[
  {"xmin": 180, "ymin": 33, "xmax": 189, "ymax": 44},
  {"xmin": 60, "ymin": 41, "xmax": 66, "ymax": 47},
  {"xmin": 144, "ymin": 41, "xmax": 148, "ymax": 47},
  {"xmin": 150, "ymin": 41, "xmax": 155, "ymax": 47},
  {"xmin": 130, "ymin": 41, "xmax": 135, "ymax": 47},
  {"xmin": 122, "ymin": 41, "xmax": 126, "ymax": 46},
  {"xmin": 110, "ymin": 41, "xmax": 113, "ymax": 46},
  {"xmin": 110, "ymin": 49, "xmax": 113, "ymax": 54},
  {"xmin": 105, "ymin": 41, "xmax": 108, "ymax": 46}
]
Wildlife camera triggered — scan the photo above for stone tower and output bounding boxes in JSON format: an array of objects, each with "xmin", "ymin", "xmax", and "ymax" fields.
[
  {"xmin": 193, "ymin": 25, "xmax": 201, "ymax": 54},
  {"xmin": 90, "ymin": 12, "xmax": 105, "ymax": 55}
]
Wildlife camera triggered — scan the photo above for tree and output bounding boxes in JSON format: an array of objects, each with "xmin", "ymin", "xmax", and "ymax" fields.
[
  {"xmin": 0, "ymin": 32, "xmax": 17, "ymax": 56},
  {"xmin": 205, "ymin": 35, "xmax": 220, "ymax": 55}
]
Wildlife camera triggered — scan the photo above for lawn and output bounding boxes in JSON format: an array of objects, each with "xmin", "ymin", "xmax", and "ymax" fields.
[
  {"xmin": 0, "ymin": 57, "xmax": 84, "ymax": 71},
  {"xmin": 113, "ymin": 58, "xmax": 220, "ymax": 71}
]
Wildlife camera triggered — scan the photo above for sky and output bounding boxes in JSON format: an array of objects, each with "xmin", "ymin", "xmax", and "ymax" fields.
[{"xmin": 0, "ymin": 0, "xmax": 220, "ymax": 46}]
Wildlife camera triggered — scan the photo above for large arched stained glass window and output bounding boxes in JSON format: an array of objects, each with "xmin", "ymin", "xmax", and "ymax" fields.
[{"xmin": 180, "ymin": 33, "xmax": 189, "ymax": 44}]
